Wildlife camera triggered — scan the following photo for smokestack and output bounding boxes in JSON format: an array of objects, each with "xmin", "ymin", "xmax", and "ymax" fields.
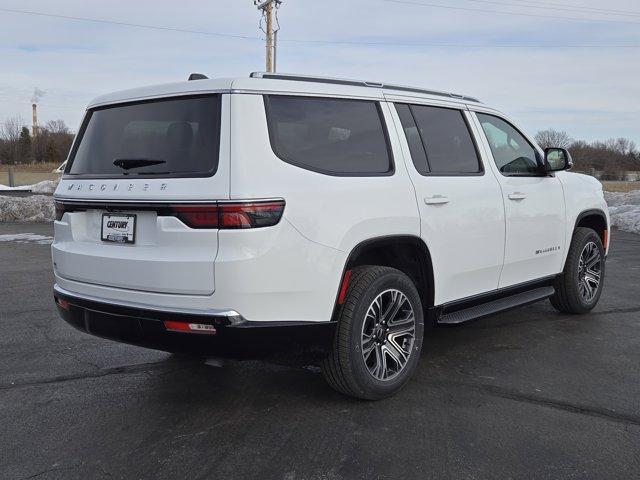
[
  {"xmin": 30, "ymin": 88, "xmax": 45, "ymax": 137},
  {"xmin": 32, "ymin": 103, "xmax": 38, "ymax": 137}
]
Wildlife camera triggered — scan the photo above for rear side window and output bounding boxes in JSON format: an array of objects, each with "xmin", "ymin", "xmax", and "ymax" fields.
[
  {"xmin": 411, "ymin": 106, "xmax": 481, "ymax": 174},
  {"xmin": 264, "ymin": 95, "xmax": 392, "ymax": 176},
  {"xmin": 396, "ymin": 104, "xmax": 481, "ymax": 175},
  {"xmin": 67, "ymin": 95, "xmax": 221, "ymax": 177}
]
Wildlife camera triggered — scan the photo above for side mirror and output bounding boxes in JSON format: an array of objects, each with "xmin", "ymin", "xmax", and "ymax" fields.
[{"xmin": 544, "ymin": 147, "xmax": 573, "ymax": 172}]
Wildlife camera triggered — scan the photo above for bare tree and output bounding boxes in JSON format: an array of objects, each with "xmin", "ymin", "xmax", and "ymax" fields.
[
  {"xmin": 0, "ymin": 115, "xmax": 26, "ymax": 143},
  {"xmin": 44, "ymin": 119, "xmax": 70, "ymax": 135},
  {"xmin": 0, "ymin": 116, "xmax": 27, "ymax": 164},
  {"xmin": 534, "ymin": 129, "xmax": 573, "ymax": 149},
  {"xmin": 611, "ymin": 137, "xmax": 636, "ymax": 156}
]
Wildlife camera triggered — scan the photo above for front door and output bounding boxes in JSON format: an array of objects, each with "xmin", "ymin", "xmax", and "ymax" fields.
[{"xmin": 472, "ymin": 111, "xmax": 566, "ymax": 288}]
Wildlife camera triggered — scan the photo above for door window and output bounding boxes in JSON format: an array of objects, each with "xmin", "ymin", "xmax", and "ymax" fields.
[
  {"xmin": 394, "ymin": 104, "xmax": 429, "ymax": 175},
  {"xmin": 477, "ymin": 113, "xmax": 540, "ymax": 176},
  {"xmin": 395, "ymin": 104, "xmax": 482, "ymax": 175}
]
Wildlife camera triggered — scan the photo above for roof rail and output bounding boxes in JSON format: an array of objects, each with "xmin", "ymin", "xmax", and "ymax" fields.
[{"xmin": 249, "ymin": 72, "xmax": 480, "ymax": 103}]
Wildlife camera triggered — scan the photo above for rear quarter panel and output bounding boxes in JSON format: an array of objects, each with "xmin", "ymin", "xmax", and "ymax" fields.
[{"xmin": 227, "ymin": 93, "xmax": 420, "ymax": 320}]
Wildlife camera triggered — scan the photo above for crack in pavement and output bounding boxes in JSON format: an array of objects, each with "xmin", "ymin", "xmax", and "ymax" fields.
[
  {"xmin": 0, "ymin": 361, "xmax": 173, "ymax": 391},
  {"xmin": 20, "ymin": 463, "xmax": 82, "ymax": 480},
  {"xmin": 433, "ymin": 378, "xmax": 640, "ymax": 427},
  {"xmin": 593, "ymin": 306, "xmax": 640, "ymax": 316}
]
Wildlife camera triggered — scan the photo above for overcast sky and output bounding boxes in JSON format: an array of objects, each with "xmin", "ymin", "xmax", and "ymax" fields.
[{"xmin": 0, "ymin": 0, "xmax": 639, "ymax": 144}]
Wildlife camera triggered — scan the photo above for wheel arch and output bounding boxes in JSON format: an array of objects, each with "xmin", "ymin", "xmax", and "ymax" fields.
[
  {"xmin": 574, "ymin": 209, "xmax": 609, "ymax": 248},
  {"xmin": 333, "ymin": 235, "xmax": 435, "ymax": 320}
]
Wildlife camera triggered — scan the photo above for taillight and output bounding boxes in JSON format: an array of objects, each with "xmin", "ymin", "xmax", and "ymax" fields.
[
  {"xmin": 170, "ymin": 200, "xmax": 285, "ymax": 229},
  {"xmin": 171, "ymin": 205, "xmax": 219, "ymax": 228},
  {"xmin": 219, "ymin": 201, "xmax": 285, "ymax": 229}
]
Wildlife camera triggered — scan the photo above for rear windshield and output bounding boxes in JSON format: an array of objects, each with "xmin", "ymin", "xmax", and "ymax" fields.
[{"xmin": 67, "ymin": 95, "xmax": 221, "ymax": 177}]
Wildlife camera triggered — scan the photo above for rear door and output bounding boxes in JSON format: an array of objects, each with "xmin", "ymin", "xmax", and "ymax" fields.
[
  {"xmin": 53, "ymin": 94, "xmax": 230, "ymax": 295},
  {"xmin": 387, "ymin": 98, "xmax": 505, "ymax": 305},
  {"xmin": 471, "ymin": 110, "xmax": 566, "ymax": 288}
]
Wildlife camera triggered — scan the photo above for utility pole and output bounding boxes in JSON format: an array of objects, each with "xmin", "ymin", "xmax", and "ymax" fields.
[
  {"xmin": 264, "ymin": 1, "xmax": 274, "ymax": 72},
  {"xmin": 254, "ymin": 0, "xmax": 282, "ymax": 72}
]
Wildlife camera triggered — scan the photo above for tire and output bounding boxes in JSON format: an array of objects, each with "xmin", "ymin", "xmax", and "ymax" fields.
[
  {"xmin": 550, "ymin": 227, "xmax": 605, "ymax": 314},
  {"xmin": 321, "ymin": 266, "xmax": 424, "ymax": 400}
]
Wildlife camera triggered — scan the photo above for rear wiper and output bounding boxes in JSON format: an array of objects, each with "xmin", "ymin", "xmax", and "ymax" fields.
[{"xmin": 113, "ymin": 158, "xmax": 166, "ymax": 170}]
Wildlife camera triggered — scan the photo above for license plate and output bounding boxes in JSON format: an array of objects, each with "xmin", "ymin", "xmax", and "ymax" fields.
[{"xmin": 101, "ymin": 213, "xmax": 136, "ymax": 244}]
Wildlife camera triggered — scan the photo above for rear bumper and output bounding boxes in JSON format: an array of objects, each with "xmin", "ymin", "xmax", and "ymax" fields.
[{"xmin": 53, "ymin": 285, "xmax": 336, "ymax": 359}]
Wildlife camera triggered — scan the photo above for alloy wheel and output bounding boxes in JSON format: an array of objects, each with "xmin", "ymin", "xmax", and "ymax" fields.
[
  {"xmin": 578, "ymin": 241, "xmax": 602, "ymax": 302},
  {"xmin": 361, "ymin": 289, "xmax": 416, "ymax": 381}
]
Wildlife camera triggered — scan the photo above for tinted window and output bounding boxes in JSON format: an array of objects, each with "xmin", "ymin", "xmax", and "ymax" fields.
[
  {"xmin": 410, "ymin": 105, "xmax": 481, "ymax": 174},
  {"xmin": 394, "ymin": 104, "xmax": 429, "ymax": 174},
  {"xmin": 265, "ymin": 96, "xmax": 392, "ymax": 175},
  {"xmin": 68, "ymin": 95, "xmax": 220, "ymax": 177},
  {"xmin": 477, "ymin": 113, "xmax": 539, "ymax": 176}
]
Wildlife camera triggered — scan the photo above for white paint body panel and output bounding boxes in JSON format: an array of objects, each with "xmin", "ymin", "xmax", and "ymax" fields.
[
  {"xmin": 53, "ymin": 212, "xmax": 217, "ymax": 295},
  {"xmin": 556, "ymin": 171, "xmax": 610, "ymax": 258},
  {"xmin": 52, "ymin": 75, "xmax": 610, "ymax": 324},
  {"xmin": 494, "ymin": 174, "xmax": 566, "ymax": 287},
  {"xmin": 229, "ymin": 94, "xmax": 420, "ymax": 252}
]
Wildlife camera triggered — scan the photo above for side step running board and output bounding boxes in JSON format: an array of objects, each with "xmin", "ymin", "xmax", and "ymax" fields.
[{"xmin": 438, "ymin": 286, "xmax": 555, "ymax": 325}]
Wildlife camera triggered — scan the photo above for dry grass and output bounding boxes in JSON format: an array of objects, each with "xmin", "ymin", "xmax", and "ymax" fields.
[
  {"xmin": 0, "ymin": 162, "xmax": 60, "ymax": 173},
  {"xmin": 0, "ymin": 163, "xmax": 60, "ymax": 187},
  {"xmin": 2, "ymin": 172, "xmax": 60, "ymax": 186},
  {"xmin": 602, "ymin": 181, "xmax": 640, "ymax": 193},
  {"xmin": 0, "ymin": 164, "xmax": 60, "ymax": 186}
]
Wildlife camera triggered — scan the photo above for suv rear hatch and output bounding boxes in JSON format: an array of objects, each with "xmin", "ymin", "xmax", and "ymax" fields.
[{"xmin": 53, "ymin": 94, "xmax": 227, "ymax": 295}]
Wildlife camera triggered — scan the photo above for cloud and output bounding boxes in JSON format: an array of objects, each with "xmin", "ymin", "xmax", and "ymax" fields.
[{"xmin": 0, "ymin": 0, "xmax": 638, "ymax": 143}]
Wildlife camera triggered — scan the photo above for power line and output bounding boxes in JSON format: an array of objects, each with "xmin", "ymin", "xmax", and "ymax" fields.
[
  {"xmin": 462, "ymin": 0, "xmax": 640, "ymax": 17},
  {"xmin": 1, "ymin": 6, "xmax": 639, "ymax": 48},
  {"xmin": 290, "ymin": 39, "xmax": 640, "ymax": 46},
  {"xmin": 506, "ymin": 0, "xmax": 640, "ymax": 16},
  {"xmin": 0, "ymin": 7, "xmax": 261, "ymax": 41},
  {"xmin": 384, "ymin": 0, "xmax": 640, "ymax": 24}
]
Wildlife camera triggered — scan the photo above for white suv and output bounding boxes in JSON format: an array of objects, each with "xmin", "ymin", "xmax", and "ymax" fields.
[{"xmin": 52, "ymin": 72, "xmax": 610, "ymax": 399}]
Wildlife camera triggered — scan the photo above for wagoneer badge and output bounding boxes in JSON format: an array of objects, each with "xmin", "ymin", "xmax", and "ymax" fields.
[{"xmin": 65, "ymin": 183, "xmax": 168, "ymax": 192}]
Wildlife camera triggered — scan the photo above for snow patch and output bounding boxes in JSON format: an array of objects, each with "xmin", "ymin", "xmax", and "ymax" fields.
[
  {"xmin": 0, "ymin": 233, "xmax": 53, "ymax": 244},
  {"xmin": 29, "ymin": 180, "xmax": 59, "ymax": 194},
  {"xmin": 0, "ymin": 179, "xmax": 59, "ymax": 194},
  {"xmin": 604, "ymin": 190, "xmax": 640, "ymax": 235},
  {"xmin": 0, "ymin": 195, "xmax": 56, "ymax": 222}
]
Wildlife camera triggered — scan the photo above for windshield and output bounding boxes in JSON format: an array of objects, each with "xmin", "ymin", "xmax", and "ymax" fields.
[{"xmin": 67, "ymin": 95, "xmax": 221, "ymax": 177}]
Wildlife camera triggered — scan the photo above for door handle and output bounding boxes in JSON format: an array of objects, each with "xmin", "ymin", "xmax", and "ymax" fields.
[
  {"xmin": 425, "ymin": 195, "xmax": 450, "ymax": 205},
  {"xmin": 508, "ymin": 192, "xmax": 527, "ymax": 201}
]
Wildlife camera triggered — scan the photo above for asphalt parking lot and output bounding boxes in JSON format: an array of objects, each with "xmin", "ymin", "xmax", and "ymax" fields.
[{"xmin": 1, "ymin": 222, "xmax": 639, "ymax": 480}]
